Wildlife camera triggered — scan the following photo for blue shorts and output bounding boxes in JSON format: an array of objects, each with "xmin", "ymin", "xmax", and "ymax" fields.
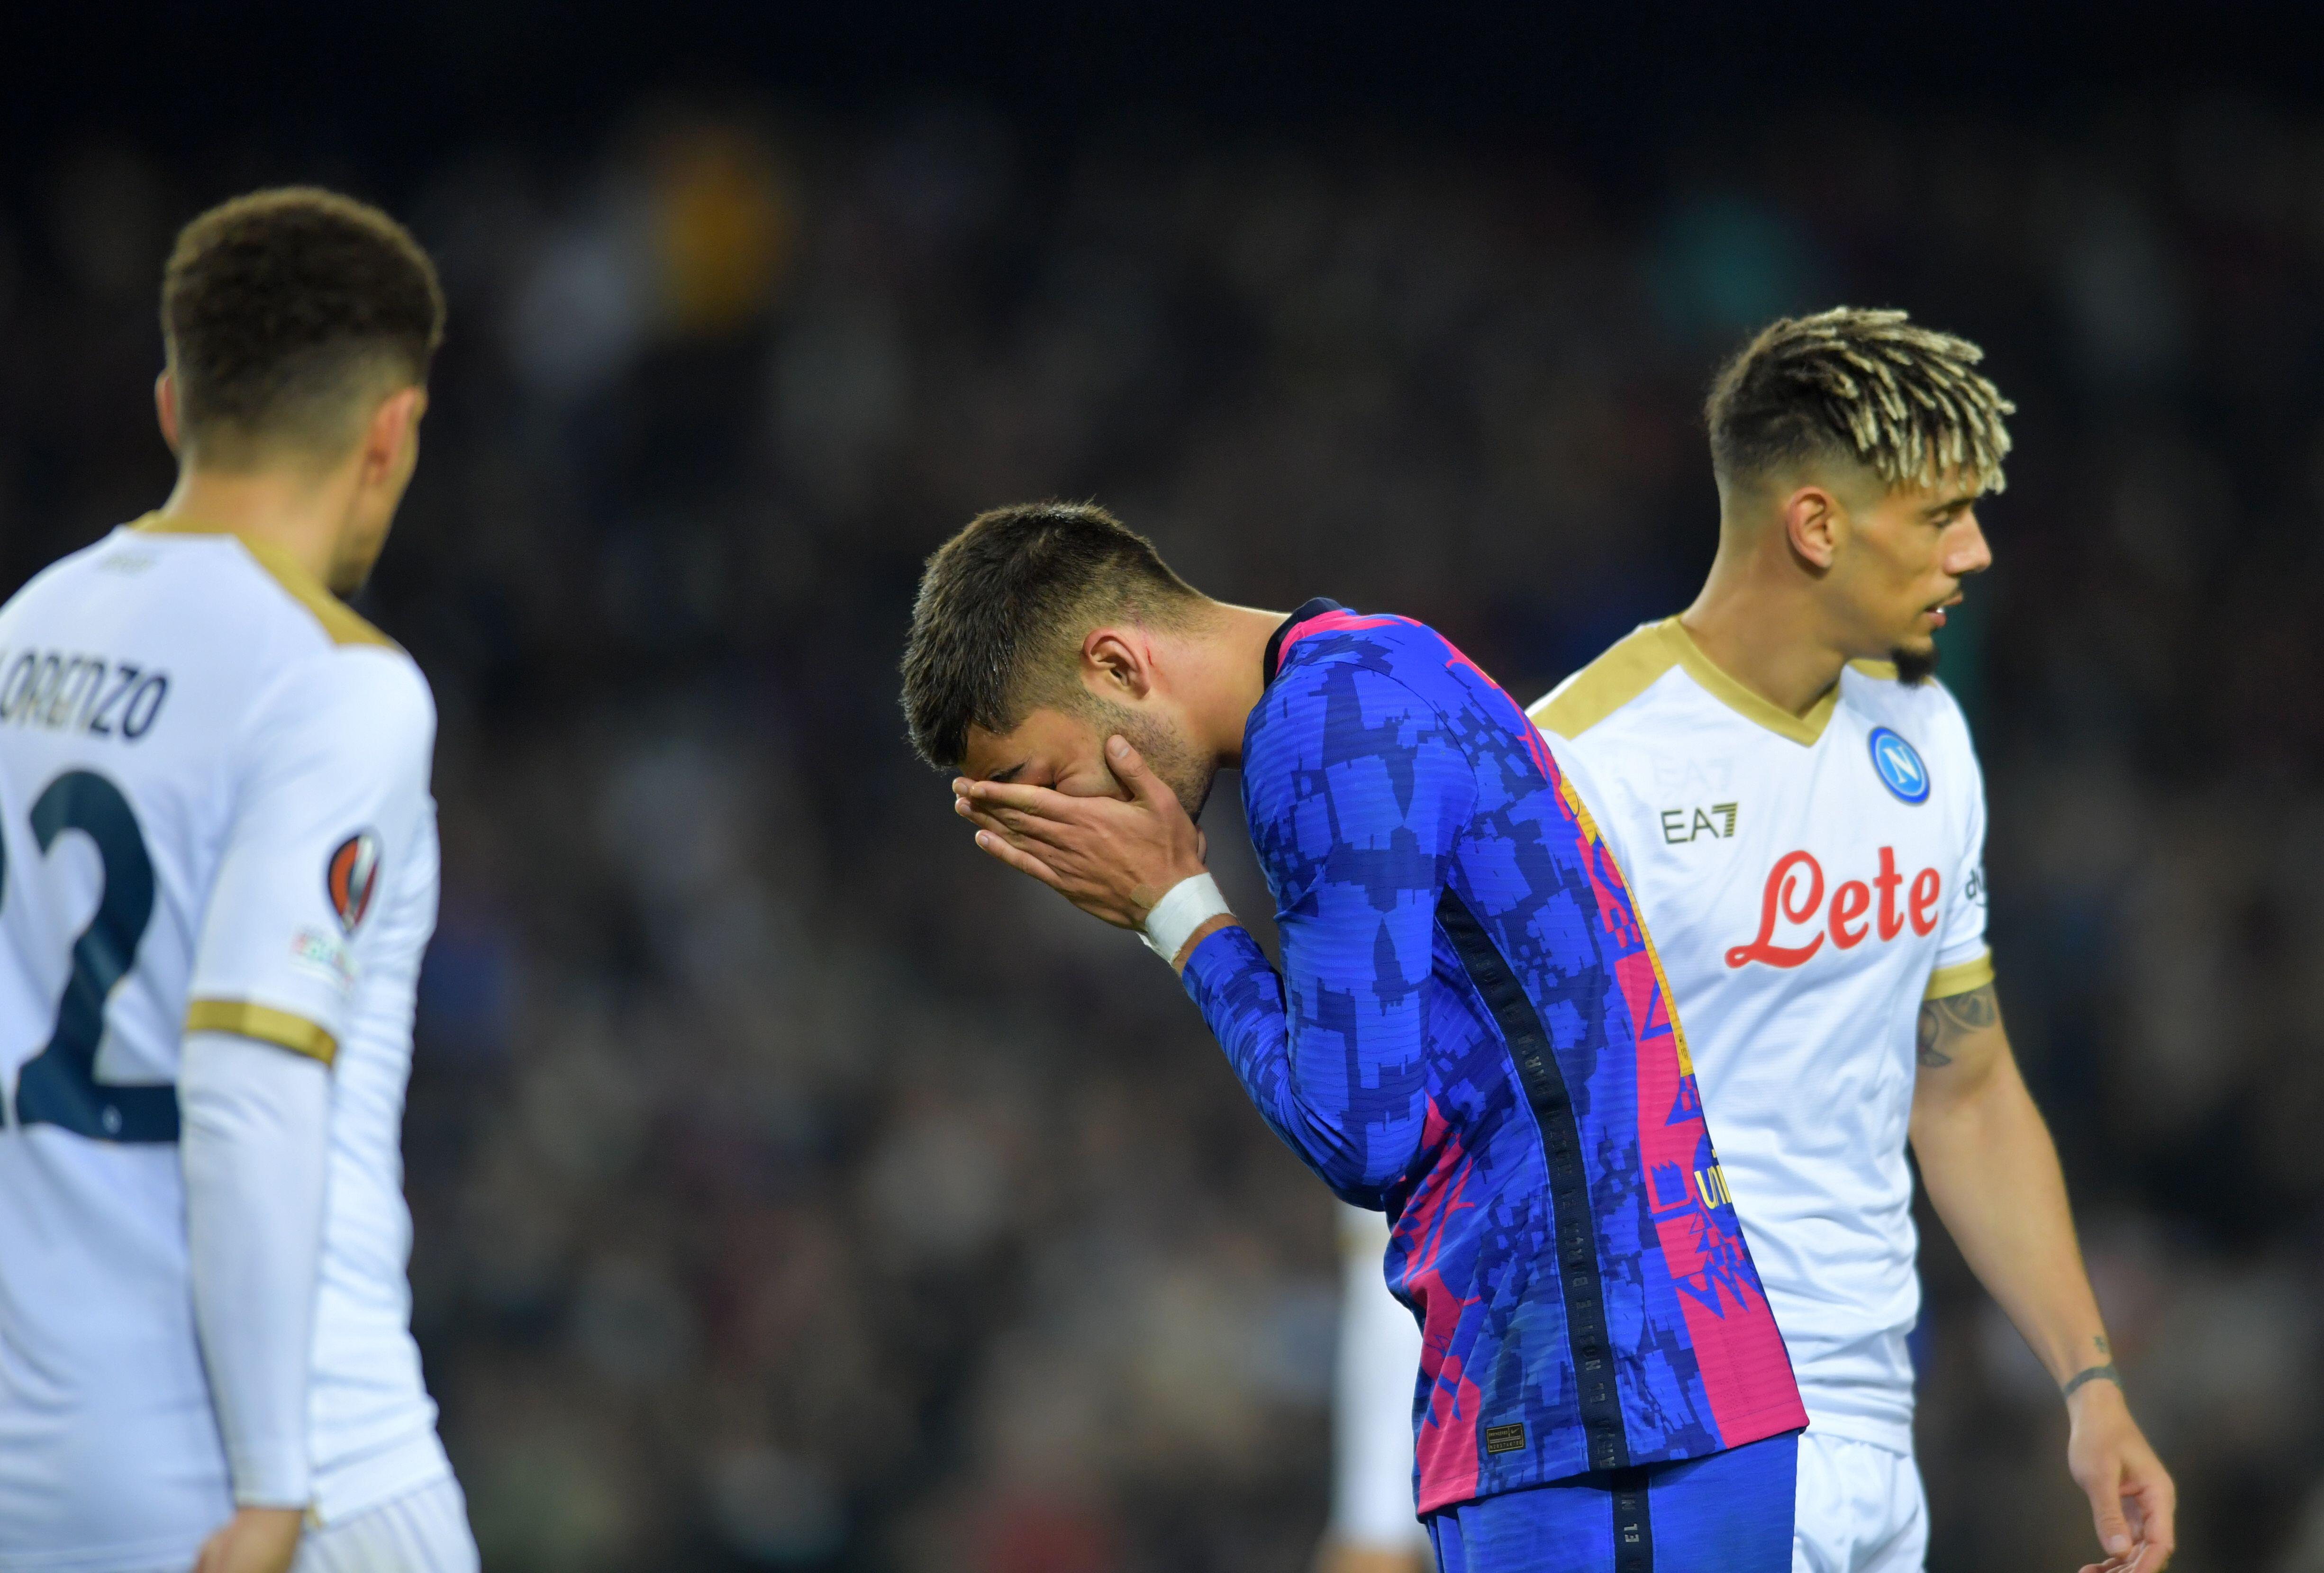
[{"xmin": 1426, "ymin": 1429, "xmax": 1798, "ymax": 1573}]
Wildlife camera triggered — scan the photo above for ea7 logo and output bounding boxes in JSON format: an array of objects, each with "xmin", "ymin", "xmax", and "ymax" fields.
[
  {"xmin": 1725, "ymin": 848, "xmax": 1941, "ymax": 969},
  {"xmin": 1660, "ymin": 803, "xmax": 1739, "ymax": 844}
]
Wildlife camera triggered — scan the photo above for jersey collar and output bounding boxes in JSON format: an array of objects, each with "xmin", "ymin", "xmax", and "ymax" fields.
[
  {"xmin": 1264, "ymin": 597, "xmax": 1346, "ymax": 685},
  {"xmin": 127, "ymin": 512, "xmax": 397, "ymax": 651},
  {"xmin": 1655, "ymin": 617, "xmax": 1842, "ymax": 747}
]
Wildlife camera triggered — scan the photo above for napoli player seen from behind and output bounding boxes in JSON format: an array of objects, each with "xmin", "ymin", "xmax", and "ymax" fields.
[
  {"xmin": 1521, "ymin": 310, "xmax": 2168, "ymax": 1572},
  {"xmin": 0, "ymin": 191, "xmax": 472, "ymax": 1572},
  {"xmin": 907, "ymin": 504, "xmax": 1809, "ymax": 1571}
]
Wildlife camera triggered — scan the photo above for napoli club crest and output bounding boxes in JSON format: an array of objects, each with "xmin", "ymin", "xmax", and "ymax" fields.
[
  {"xmin": 1867, "ymin": 726, "xmax": 1931, "ymax": 805},
  {"xmin": 326, "ymin": 831, "xmax": 383, "ymax": 933}
]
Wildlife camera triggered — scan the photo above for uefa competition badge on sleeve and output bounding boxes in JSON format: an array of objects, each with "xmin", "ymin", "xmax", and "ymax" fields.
[
  {"xmin": 1866, "ymin": 727, "xmax": 1931, "ymax": 805},
  {"xmin": 326, "ymin": 830, "xmax": 384, "ymax": 932}
]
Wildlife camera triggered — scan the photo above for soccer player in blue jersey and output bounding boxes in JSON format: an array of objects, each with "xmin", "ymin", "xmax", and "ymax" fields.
[{"xmin": 903, "ymin": 504, "xmax": 1807, "ymax": 1572}]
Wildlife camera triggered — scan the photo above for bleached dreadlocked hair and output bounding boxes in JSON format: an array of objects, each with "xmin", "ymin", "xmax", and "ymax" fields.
[{"xmin": 1706, "ymin": 307, "xmax": 2015, "ymax": 497}]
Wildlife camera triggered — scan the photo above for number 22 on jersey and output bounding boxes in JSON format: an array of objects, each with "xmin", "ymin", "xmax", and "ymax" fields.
[{"xmin": 1, "ymin": 768, "xmax": 174, "ymax": 1142}]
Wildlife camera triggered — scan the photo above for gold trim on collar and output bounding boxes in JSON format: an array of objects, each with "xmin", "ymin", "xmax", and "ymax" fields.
[
  {"xmin": 1532, "ymin": 616, "xmax": 1848, "ymax": 746},
  {"xmin": 131, "ymin": 514, "xmax": 396, "ymax": 651},
  {"xmin": 1529, "ymin": 622, "xmax": 1682, "ymax": 739},
  {"xmin": 1655, "ymin": 618, "xmax": 1837, "ymax": 747},
  {"xmin": 185, "ymin": 999, "xmax": 338, "ymax": 1067}
]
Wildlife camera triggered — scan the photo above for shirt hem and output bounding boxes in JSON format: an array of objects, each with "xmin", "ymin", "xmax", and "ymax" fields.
[
  {"xmin": 1414, "ymin": 1410, "xmax": 1810, "ymax": 1516},
  {"xmin": 310, "ymin": 1428, "xmax": 453, "ymax": 1526},
  {"xmin": 1798, "ymin": 1408, "xmax": 1915, "ymax": 1456}
]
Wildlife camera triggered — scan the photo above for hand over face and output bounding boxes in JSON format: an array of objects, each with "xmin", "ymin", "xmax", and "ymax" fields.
[{"xmin": 954, "ymin": 735, "xmax": 1209, "ymax": 928}]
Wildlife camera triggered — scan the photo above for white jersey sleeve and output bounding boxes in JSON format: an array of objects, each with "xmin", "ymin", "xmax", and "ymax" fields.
[
  {"xmin": 187, "ymin": 646, "xmax": 436, "ymax": 1058},
  {"xmin": 182, "ymin": 1031, "xmax": 331, "ymax": 1507},
  {"xmin": 1926, "ymin": 693, "xmax": 1992, "ymax": 998},
  {"xmin": 181, "ymin": 642, "xmax": 435, "ymax": 1508}
]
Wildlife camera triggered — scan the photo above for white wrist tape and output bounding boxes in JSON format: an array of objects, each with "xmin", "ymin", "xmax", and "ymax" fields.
[{"xmin": 1140, "ymin": 873, "xmax": 1233, "ymax": 962}]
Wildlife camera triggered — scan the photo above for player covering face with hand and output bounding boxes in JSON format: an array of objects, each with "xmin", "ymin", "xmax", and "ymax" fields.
[
  {"xmin": 906, "ymin": 505, "xmax": 1809, "ymax": 1570},
  {"xmin": 0, "ymin": 191, "xmax": 472, "ymax": 1573},
  {"xmin": 1516, "ymin": 308, "xmax": 2171, "ymax": 1573}
]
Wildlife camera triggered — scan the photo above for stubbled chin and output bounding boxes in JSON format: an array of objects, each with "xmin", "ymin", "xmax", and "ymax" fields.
[
  {"xmin": 1177, "ymin": 768, "xmax": 1218, "ymax": 821},
  {"xmin": 1889, "ymin": 642, "xmax": 1941, "ymax": 686}
]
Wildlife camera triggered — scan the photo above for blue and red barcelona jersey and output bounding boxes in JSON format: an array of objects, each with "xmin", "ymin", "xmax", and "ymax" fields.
[{"xmin": 1180, "ymin": 602, "xmax": 1806, "ymax": 1513}]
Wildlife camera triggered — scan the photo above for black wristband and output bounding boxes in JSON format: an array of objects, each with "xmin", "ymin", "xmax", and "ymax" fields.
[{"xmin": 2060, "ymin": 1363, "xmax": 2121, "ymax": 1401}]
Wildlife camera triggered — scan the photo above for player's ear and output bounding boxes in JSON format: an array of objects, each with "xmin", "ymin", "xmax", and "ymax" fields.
[
  {"xmin": 1083, "ymin": 626, "xmax": 1154, "ymax": 701},
  {"xmin": 155, "ymin": 371, "xmax": 182, "ymax": 456},
  {"xmin": 1781, "ymin": 484, "xmax": 1841, "ymax": 572},
  {"xmin": 359, "ymin": 386, "xmax": 427, "ymax": 484}
]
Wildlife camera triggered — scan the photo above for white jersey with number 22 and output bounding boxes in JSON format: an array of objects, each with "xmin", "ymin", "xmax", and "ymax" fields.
[{"xmin": 0, "ymin": 518, "xmax": 451, "ymax": 1571}]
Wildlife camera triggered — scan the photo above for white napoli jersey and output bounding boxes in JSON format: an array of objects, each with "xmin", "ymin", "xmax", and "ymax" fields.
[
  {"xmin": 1328, "ymin": 1204, "xmax": 1431, "ymax": 1554},
  {"xmin": 0, "ymin": 519, "xmax": 450, "ymax": 1568},
  {"xmin": 1533, "ymin": 617, "xmax": 1990, "ymax": 1455}
]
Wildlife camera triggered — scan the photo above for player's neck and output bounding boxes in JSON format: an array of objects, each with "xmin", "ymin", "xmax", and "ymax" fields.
[
  {"xmin": 156, "ymin": 462, "xmax": 355, "ymax": 590},
  {"xmin": 1180, "ymin": 603, "xmax": 1285, "ymax": 767},
  {"xmin": 1680, "ymin": 549, "xmax": 1851, "ymax": 719}
]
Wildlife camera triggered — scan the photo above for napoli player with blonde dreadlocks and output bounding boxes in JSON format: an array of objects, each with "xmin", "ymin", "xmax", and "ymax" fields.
[{"xmin": 1319, "ymin": 308, "xmax": 2177, "ymax": 1572}]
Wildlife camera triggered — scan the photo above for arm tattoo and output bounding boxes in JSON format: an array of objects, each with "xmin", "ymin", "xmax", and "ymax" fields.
[
  {"xmin": 2061, "ymin": 1363, "xmax": 2121, "ymax": 1401},
  {"xmin": 1916, "ymin": 982, "xmax": 1998, "ymax": 1068}
]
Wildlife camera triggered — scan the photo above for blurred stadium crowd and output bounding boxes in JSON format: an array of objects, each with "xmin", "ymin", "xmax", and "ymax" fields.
[{"xmin": 3, "ymin": 92, "xmax": 2323, "ymax": 1573}]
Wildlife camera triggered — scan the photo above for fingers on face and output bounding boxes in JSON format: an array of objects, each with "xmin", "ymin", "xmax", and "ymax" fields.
[
  {"xmin": 961, "ymin": 778, "xmax": 1065, "ymax": 814},
  {"xmin": 952, "ymin": 796, "xmax": 1014, "ymax": 831},
  {"xmin": 963, "ymin": 802, "xmax": 1075, "ymax": 852},
  {"xmin": 966, "ymin": 787, "xmax": 1095, "ymax": 843},
  {"xmin": 974, "ymin": 829, "xmax": 1063, "ymax": 888},
  {"xmin": 1109, "ymin": 735, "xmax": 1180, "ymax": 807},
  {"xmin": 968, "ymin": 808, "xmax": 1029, "ymax": 847}
]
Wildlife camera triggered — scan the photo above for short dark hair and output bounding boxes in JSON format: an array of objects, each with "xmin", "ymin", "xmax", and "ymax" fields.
[
  {"xmin": 901, "ymin": 502, "xmax": 1205, "ymax": 768},
  {"xmin": 162, "ymin": 187, "xmax": 445, "ymax": 463},
  {"xmin": 1706, "ymin": 307, "xmax": 2013, "ymax": 496}
]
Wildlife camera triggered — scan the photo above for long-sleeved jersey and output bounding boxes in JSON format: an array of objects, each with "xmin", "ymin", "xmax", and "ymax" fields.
[
  {"xmin": 1180, "ymin": 602, "xmax": 1805, "ymax": 1513},
  {"xmin": 0, "ymin": 519, "xmax": 455, "ymax": 1567},
  {"xmin": 1533, "ymin": 617, "xmax": 1993, "ymax": 1456}
]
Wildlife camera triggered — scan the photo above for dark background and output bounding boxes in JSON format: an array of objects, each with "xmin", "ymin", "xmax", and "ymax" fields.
[{"xmin": 4, "ymin": 5, "xmax": 2322, "ymax": 1568}]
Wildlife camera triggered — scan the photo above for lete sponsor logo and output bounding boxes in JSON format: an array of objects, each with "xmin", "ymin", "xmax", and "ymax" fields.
[{"xmin": 1725, "ymin": 848, "xmax": 1941, "ymax": 969}]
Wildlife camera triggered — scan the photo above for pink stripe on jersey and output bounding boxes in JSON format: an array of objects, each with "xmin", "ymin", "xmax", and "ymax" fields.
[
  {"xmin": 1403, "ymin": 1097, "xmax": 1485, "ymax": 1510},
  {"xmin": 1273, "ymin": 609, "xmax": 1405, "ymax": 669},
  {"xmin": 1281, "ymin": 609, "xmax": 1562, "ymax": 787},
  {"xmin": 1623, "ymin": 943, "xmax": 1807, "ymax": 1446}
]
